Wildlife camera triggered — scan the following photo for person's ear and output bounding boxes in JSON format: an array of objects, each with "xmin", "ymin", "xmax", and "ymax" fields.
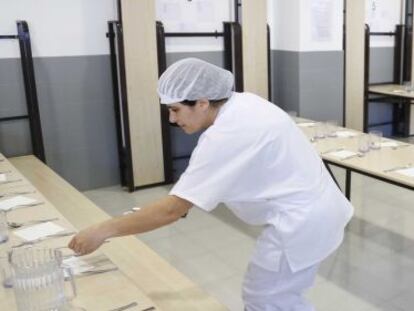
[{"xmin": 196, "ymin": 98, "xmax": 210, "ymax": 111}]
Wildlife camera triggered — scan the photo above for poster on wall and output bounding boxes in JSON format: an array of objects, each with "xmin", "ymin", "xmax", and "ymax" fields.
[
  {"xmin": 365, "ymin": 0, "xmax": 402, "ymax": 47},
  {"xmin": 155, "ymin": 0, "xmax": 230, "ymax": 52},
  {"xmin": 310, "ymin": 0, "xmax": 334, "ymax": 42}
]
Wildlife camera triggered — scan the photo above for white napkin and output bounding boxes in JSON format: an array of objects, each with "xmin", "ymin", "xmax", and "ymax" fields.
[
  {"xmin": 297, "ymin": 122, "xmax": 316, "ymax": 127},
  {"xmin": 0, "ymin": 174, "xmax": 6, "ymax": 182},
  {"xmin": 335, "ymin": 131, "xmax": 358, "ymax": 138},
  {"xmin": 380, "ymin": 141, "xmax": 400, "ymax": 148},
  {"xmin": 395, "ymin": 167, "xmax": 414, "ymax": 177},
  {"xmin": 63, "ymin": 256, "xmax": 94, "ymax": 275},
  {"xmin": 326, "ymin": 150, "xmax": 358, "ymax": 159},
  {"xmin": 13, "ymin": 222, "xmax": 65, "ymax": 241},
  {"xmin": 0, "ymin": 195, "xmax": 37, "ymax": 211}
]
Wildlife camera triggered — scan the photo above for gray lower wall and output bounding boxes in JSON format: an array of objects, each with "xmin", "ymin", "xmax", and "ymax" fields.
[
  {"xmin": 271, "ymin": 50, "xmax": 344, "ymax": 123},
  {"xmin": 0, "ymin": 56, "xmax": 120, "ymax": 191}
]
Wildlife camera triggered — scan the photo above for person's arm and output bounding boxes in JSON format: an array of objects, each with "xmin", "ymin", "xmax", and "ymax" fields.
[{"xmin": 68, "ymin": 195, "xmax": 192, "ymax": 255}]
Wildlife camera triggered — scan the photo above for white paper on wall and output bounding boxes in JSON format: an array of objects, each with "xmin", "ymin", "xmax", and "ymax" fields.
[
  {"xmin": 365, "ymin": 0, "xmax": 402, "ymax": 47},
  {"xmin": 310, "ymin": 0, "xmax": 334, "ymax": 42},
  {"xmin": 156, "ymin": 0, "xmax": 229, "ymax": 52}
]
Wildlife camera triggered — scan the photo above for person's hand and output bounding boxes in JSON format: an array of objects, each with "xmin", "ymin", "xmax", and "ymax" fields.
[{"xmin": 68, "ymin": 224, "xmax": 108, "ymax": 256}]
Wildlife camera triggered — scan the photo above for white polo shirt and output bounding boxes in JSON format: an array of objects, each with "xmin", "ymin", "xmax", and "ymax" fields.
[{"xmin": 170, "ymin": 92, "xmax": 353, "ymax": 272}]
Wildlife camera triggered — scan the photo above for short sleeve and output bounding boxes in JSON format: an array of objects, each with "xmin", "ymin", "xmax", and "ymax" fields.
[{"xmin": 170, "ymin": 131, "xmax": 257, "ymax": 212}]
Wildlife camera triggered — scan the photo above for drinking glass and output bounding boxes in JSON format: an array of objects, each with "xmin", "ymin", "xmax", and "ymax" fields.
[
  {"xmin": 9, "ymin": 247, "xmax": 77, "ymax": 311},
  {"xmin": 326, "ymin": 120, "xmax": 339, "ymax": 137},
  {"xmin": 358, "ymin": 135, "xmax": 370, "ymax": 153},
  {"xmin": 369, "ymin": 130, "xmax": 383, "ymax": 150}
]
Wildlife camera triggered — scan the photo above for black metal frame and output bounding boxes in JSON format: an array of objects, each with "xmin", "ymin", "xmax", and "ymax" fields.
[
  {"xmin": 223, "ymin": 22, "xmax": 243, "ymax": 91},
  {"xmin": 324, "ymin": 160, "xmax": 414, "ymax": 201},
  {"xmin": 0, "ymin": 21, "xmax": 45, "ymax": 162},
  {"xmin": 156, "ymin": 21, "xmax": 174, "ymax": 185},
  {"xmin": 107, "ymin": 21, "xmax": 135, "ymax": 192},
  {"xmin": 364, "ymin": 24, "xmax": 412, "ymax": 136}
]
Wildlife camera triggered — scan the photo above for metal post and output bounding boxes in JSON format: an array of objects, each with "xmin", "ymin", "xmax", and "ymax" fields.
[
  {"xmin": 345, "ymin": 169, "xmax": 352, "ymax": 200},
  {"xmin": 363, "ymin": 24, "xmax": 370, "ymax": 133},
  {"xmin": 16, "ymin": 21, "xmax": 46, "ymax": 163},
  {"xmin": 156, "ymin": 21, "xmax": 173, "ymax": 184}
]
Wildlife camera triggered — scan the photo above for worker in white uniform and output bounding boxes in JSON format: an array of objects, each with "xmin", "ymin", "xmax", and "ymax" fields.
[{"xmin": 69, "ymin": 58, "xmax": 354, "ymax": 310}]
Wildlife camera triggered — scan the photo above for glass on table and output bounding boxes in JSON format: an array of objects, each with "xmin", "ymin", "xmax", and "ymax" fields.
[
  {"xmin": 369, "ymin": 130, "xmax": 383, "ymax": 150},
  {"xmin": 358, "ymin": 135, "xmax": 370, "ymax": 154},
  {"xmin": 314, "ymin": 123, "xmax": 328, "ymax": 139},
  {"xmin": 326, "ymin": 120, "xmax": 339, "ymax": 137},
  {"xmin": 403, "ymin": 81, "xmax": 413, "ymax": 93}
]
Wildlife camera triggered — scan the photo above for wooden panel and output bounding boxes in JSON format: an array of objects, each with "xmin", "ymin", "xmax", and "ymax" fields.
[
  {"xmin": 241, "ymin": 0, "xmax": 268, "ymax": 100},
  {"xmin": 7, "ymin": 156, "xmax": 228, "ymax": 311},
  {"xmin": 345, "ymin": 0, "xmax": 365, "ymax": 131},
  {"xmin": 121, "ymin": 0, "xmax": 165, "ymax": 187}
]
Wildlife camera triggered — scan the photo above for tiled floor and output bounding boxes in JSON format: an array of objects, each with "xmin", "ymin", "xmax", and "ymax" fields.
[{"xmin": 84, "ymin": 165, "xmax": 414, "ymax": 311}]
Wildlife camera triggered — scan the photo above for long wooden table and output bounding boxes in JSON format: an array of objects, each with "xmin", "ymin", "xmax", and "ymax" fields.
[
  {"xmin": 0, "ymin": 155, "xmax": 228, "ymax": 311},
  {"xmin": 367, "ymin": 83, "xmax": 414, "ymax": 136},
  {"xmin": 296, "ymin": 119, "xmax": 414, "ymax": 199}
]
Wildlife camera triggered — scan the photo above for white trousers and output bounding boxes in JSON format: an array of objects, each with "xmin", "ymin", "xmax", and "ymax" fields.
[{"xmin": 242, "ymin": 255, "xmax": 319, "ymax": 311}]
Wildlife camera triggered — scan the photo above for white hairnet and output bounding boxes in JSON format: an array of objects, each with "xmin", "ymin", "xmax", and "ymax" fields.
[{"xmin": 157, "ymin": 58, "xmax": 234, "ymax": 104}]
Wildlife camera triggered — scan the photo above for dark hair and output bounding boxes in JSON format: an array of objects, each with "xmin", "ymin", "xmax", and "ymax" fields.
[{"xmin": 181, "ymin": 98, "xmax": 228, "ymax": 107}]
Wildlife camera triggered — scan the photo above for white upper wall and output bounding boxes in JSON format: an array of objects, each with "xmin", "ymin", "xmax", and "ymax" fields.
[
  {"xmin": 270, "ymin": 0, "xmax": 343, "ymax": 52},
  {"xmin": 0, "ymin": 0, "xmax": 402, "ymax": 59},
  {"xmin": 365, "ymin": 0, "xmax": 403, "ymax": 47},
  {"xmin": 0, "ymin": 0, "xmax": 117, "ymax": 58},
  {"xmin": 156, "ymin": 0, "xmax": 232, "ymax": 53}
]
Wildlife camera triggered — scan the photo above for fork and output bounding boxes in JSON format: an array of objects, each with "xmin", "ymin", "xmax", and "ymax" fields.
[
  {"xmin": 383, "ymin": 163, "xmax": 412, "ymax": 173},
  {"xmin": 8, "ymin": 202, "xmax": 45, "ymax": 212},
  {"xmin": 108, "ymin": 301, "xmax": 138, "ymax": 311},
  {"xmin": 77, "ymin": 267, "xmax": 118, "ymax": 278},
  {"xmin": 0, "ymin": 179, "xmax": 22, "ymax": 185},
  {"xmin": 0, "ymin": 190, "xmax": 35, "ymax": 198},
  {"xmin": 12, "ymin": 231, "xmax": 76, "ymax": 248},
  {"xmin": 8, "ymin": 217, "xmax": 59, "ymax": 229},
  {"xmin": 341, "ymin": 153, "xmax": 365, "ymax": 160},
  {"xmin": 320, "ymin": 147, "xmax": 344, "ymax": 155}
]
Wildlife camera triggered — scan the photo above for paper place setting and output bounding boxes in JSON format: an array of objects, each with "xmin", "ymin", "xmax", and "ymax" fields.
[
  {"xmin": 334, "ymin": 131, "xmax": 359, "ymax": 138},
  {"xmin": 394, "ymin": 167, "xmax": 414, "ymax": 178},
  {"xmin": 297, "ymin": 122, "xmax": 316, "ymax": 127},
  {"xmin": 0, "ymin": 195, "xmax": 40, "ymax": 211},
  {"xmin": 13, "ymin": 222, "xmax": 66, "ymax": 242},
  {"xmin": 325, "ymin": 150, "xmax": 361, "ymax": 160},
  {"xmin": 0, "ymin": 174, "xmax": 7, "ymax": 182},
  {"xmin": 63, "ymin": 256, "xmax": 95, "ymax": 275},
  {"xmin": 63, "ymin": 255, "xmax": 118, "ymax": 278}
]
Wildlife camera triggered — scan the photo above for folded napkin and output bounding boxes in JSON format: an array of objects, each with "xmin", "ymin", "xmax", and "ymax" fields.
[
  {"xmin": 14, "ymin": 222, "xmax": 65, "ymax": 241},
  {"xmin": 395, "ymin": 167, "xmax": 414, "ymax": 178},
  {"xmin": 0, "ymin": 195, "xmax": 37, "ymax": 211},
  {"xmin": 335, "ymin": 131, "xmax": 358, "ymax": 138},
  {"xmin": 326, "ymin": 150, "xmax": 358, "ymax": 159}
]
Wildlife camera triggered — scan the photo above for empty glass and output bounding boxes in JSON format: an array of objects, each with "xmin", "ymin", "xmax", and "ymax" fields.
[
  {"xmin": 326, "ymin": 120, "xmax": 339, "ymax": 137},
  {"xmin": 369, "ymin": 130, "xmax": 383, "ymax": 150},
  {"xmin": 9, "ymin": 247, "xmax": 77, "ymax": 311},
  {"xmin": 403, "ymin": 81, "xmax": 413, "ymax": 93},
  {"xmin": 358, "ymin": 135, "xmax": 370, "ymax": 154},
  {"xmin": 314, "ymin": 123, "xmax": 327, "ymax": 139}
]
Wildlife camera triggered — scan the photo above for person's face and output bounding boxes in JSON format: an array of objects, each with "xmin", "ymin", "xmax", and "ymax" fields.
[{"xmin": 168, "ymin": 100, "xmax": 212, "ymax": 134}]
